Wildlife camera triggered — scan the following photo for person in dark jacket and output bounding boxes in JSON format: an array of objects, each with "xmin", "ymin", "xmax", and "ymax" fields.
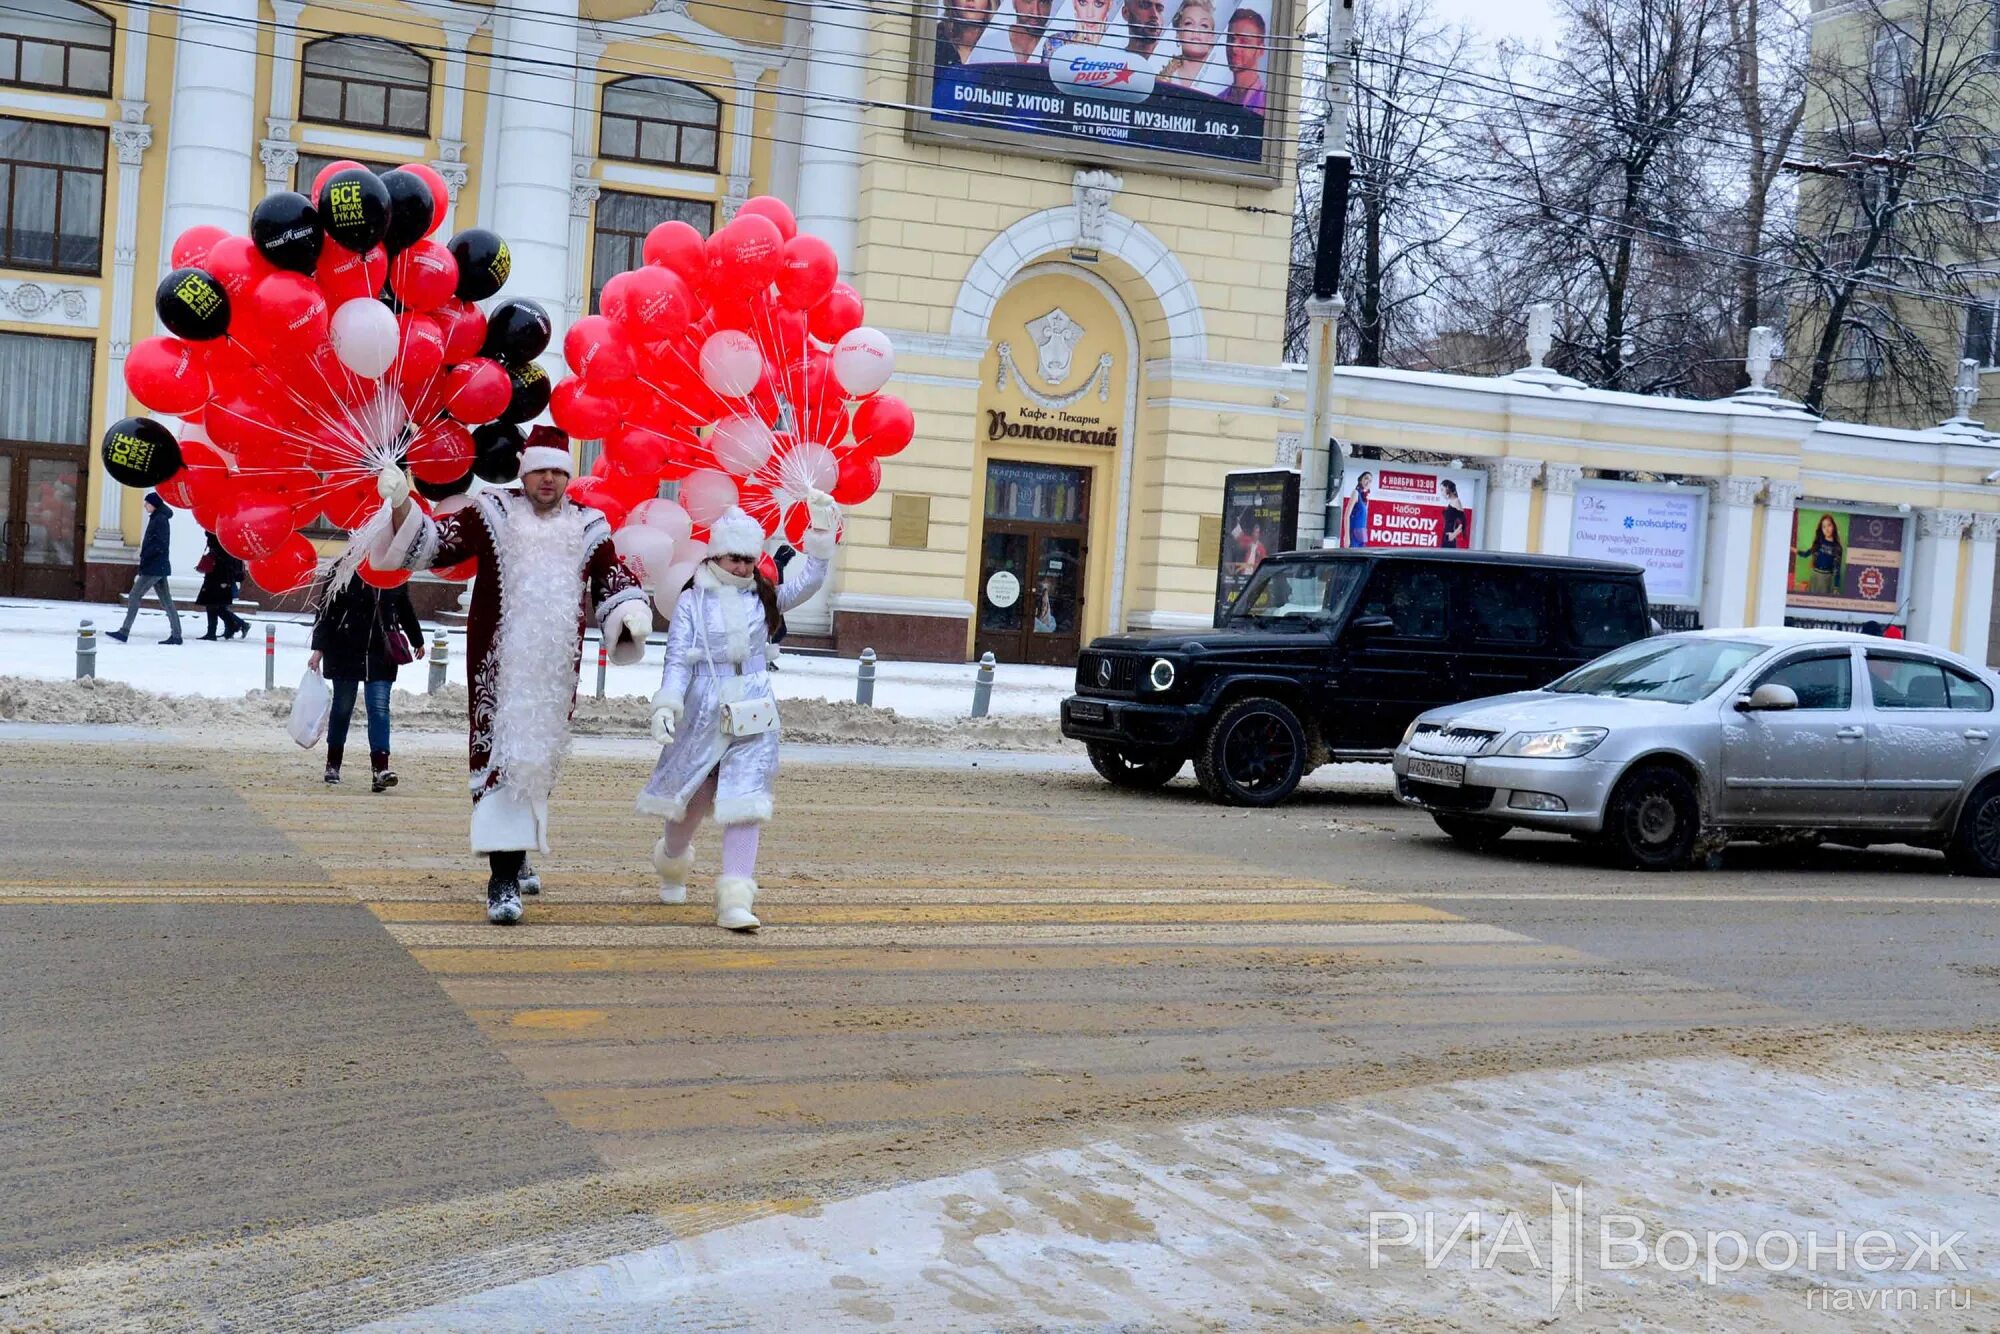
[
  {"xmin": 107, "ymin": 491, "xmax": 182, "ymax": 644},
  {"xmin": 308, "ymin": 571, "xmax": 424, "ymax": 791},
  {"xmin": 195, "ymin": 532, "xmax": 251, "ymax": 640}
]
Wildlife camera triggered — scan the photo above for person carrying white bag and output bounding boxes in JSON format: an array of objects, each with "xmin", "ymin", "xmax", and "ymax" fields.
[{"xmin": 636, "ymin": 493, "xmax": 838, "ymax": 931}]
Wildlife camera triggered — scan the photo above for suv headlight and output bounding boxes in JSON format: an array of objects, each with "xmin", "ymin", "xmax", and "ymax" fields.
[
  {"xmin": 1147, "ymin": 658, "xmax": 1177, "ymax": 692},
  {"xmin": 1498, "ymin": 727, "xmax": 1607, "ymax": 759}
]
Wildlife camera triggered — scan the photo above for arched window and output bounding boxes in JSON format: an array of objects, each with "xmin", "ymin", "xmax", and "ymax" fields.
[
  {"xmin": 599, "ymin": 78, "xmax": 720, "ymax": 171},
  {"xmin": 300, "ymin": 37, "xmax": 431, "ymax": 135},
  {"xmin": 1, "ymin": 0, "xmax": 112, "ymax": 96}
]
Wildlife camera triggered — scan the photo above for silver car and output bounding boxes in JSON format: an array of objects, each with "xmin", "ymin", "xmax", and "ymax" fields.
[{"xmin": 1392, "ymin": 628, "xmax": 2000, "ymax": 872}]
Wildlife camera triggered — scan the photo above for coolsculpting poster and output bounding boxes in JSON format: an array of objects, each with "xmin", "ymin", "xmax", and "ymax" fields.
[
  {"xmin": 913, "ymin": 0, "xmax": 1292, "ymax": 183},
  {"xmin": 1788, "ymin": 508, "xmax": 1908, "ymax": 617},
  {"xmin": 1569, "ymin": 481, "xmax": 1706, "ymax": 605},
  {"xmin": 1214, "ymin": 469, "xmax": 1297, "ymax": 622},
  {"xmin": 1336, "ymin": 465, "xmax": 1483, "ymax": 550}
]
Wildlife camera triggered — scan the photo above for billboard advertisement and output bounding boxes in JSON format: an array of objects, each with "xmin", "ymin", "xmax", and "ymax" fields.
[
  {"xmin": 1336, "ymin": 464, "xmax": 1483, "ymax": 550},
  {"xmin": 1568, "ymin": 481, "xmax": 1706, "ymax": 605},
  {"xmin": 1214, "ymin": 468, "xmax": 1298, "ymax": 621},
  {"xmin": 1787, "ymin": 507, "xmax": 1909, "ymax": 618},
  {"xmin": 912, "ymin": 0, "xmax": 1293, "ymax": 184}
]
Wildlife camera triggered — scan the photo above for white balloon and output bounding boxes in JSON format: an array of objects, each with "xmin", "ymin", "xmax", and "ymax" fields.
[
  {"xmin": 710, "ymin": 414, "xmax": 774, "ymax": 477},
  {"xmin": 329, "ymin": 298, "xmax": 399, "ymax": 379},
  {"xmin": 657, "ymin": 557, "xmax": 700, "ymax": 609},
  {"xmin": 436, "ymin": 492, "xmax": 474, "ymax": 515},
  {"xmin": 698, "ymin": 329, "xmax": 762, "ymax": 398},
  {"xmin": 614, "ymin": 524, "xmax": 678, "ymax": 588},
  {"xmin": 628, "ymin": 498, "xmax": 694, "ymax": 547},
  {"xmin": 678, "ymin": 469, "xmax": 739, "ymax": 525},
  {"xmin": 832, "ymin": 326, "xmax": 895, "ymax": 397},
  {"xmin": 774, "ymin": 439, "xmax": 839, "ymax": 500}
]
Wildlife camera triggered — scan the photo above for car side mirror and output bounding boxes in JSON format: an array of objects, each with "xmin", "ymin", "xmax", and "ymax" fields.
[
  {"xmin": 1739, "ymin": 683, "xmax": 1799, "ymax": 712},
  {"xmin": 1350, "ymin": 614, "xmax": 1395, "ymax": 635}
]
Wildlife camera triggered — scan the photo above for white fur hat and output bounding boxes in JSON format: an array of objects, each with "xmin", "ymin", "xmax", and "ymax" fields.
[
  {"xmin": 706, "ymin": 506, "xmax": 765, "ymax": 559},
  {"xmin": 518, "ymin": 445, "xmax": 572, "ymax": 476}
]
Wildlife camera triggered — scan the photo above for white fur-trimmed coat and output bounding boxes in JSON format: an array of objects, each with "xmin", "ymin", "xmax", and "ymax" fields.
[{"xmin": 637, "ymin": 554, "xmax": 830, "ymax": 826}]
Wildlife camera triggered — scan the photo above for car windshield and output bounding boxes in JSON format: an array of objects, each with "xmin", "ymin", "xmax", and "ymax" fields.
[
  {"xmin": 1547, "ymin": 636, "xmax": 1765, "ymax": 704},
  {"xmin": 1226, "ymin": 560, "xmax": 1365, "ymax": 629}
]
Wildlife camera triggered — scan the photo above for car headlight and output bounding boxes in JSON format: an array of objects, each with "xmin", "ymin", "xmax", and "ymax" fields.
[
  {"xmin": 1147, "ymin": 658, "xmax": 1177, "ymax": 692},
  {"xmin": 1498, "ymin": 726, "xmax": 1607, "ymax": 758},
  {"xmin": 1399, "ymin": 718, "xmax": 1424, "ymax": 748}
]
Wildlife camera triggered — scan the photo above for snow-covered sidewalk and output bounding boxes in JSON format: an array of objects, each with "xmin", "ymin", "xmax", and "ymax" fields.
[{"xmin": 0, "ymin": 598, "xmax": 1072, "ymax": 722}]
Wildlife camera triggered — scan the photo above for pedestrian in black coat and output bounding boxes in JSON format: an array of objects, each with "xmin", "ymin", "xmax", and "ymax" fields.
[
  {"xmin": 107, "ymin": 492, "xmax": 183, "ymax": 644},
  {"xmin": 195, "ymin": 533, "xmax": 250, "ymax": 640},
  {"xmin": 308, "ymin": 572, "xmax": 425, "ymax": 791}
]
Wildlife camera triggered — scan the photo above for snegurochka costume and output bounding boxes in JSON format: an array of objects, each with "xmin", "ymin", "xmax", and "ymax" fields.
[{"xmin": 639, "ymin": 496, "xmax": 837, "ymax": 931}]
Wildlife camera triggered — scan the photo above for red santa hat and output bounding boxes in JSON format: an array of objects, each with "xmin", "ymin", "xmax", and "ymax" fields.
[{"xmin": 518, "ymin": 425, "xmax": 573, "ymax": 478}]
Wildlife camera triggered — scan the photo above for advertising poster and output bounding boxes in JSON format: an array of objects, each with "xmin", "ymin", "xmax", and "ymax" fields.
[
  {"xmin": 1569, "ymin": 481, "xmax": 1706, "ymax": 605},
  {"xmin": 1214, "ymin": 469, "xmax": 1298, "ymax": 622},
  {"xmin": 914, "ymin": 0, "xmax": 1290, "ymax": 183},
  {"xmin": 1336, "ymin": 464, "xmax": 1483, "ymax": 551},
  {"xmin": 1787, "ymin": 508, "xmax": 1908, "ymax": 617}
]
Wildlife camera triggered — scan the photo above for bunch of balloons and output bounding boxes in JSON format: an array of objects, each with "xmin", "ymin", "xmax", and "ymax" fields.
[
  {"xmin": 103, "ymin": 158, "xmax": 544, "ymax": 592},
  {"xmin": 552, "ymin": 195, "xmax": 914, "ymax": 591}
]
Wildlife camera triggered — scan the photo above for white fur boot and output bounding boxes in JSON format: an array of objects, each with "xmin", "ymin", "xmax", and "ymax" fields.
[
  {"xmin": 652, "ymin": 838, "xmax": 693, "ymax": 906},
  {"xmin": 714, "ymin": 875, "xmax": 760, "ymax": 931}
]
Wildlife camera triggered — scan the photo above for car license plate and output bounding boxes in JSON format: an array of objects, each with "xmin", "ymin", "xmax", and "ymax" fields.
[
  {"xmin": 1068, "ymin": 700, "xmax": 1106, "ymax": 723},
  {"xmin": 1407, "ymin": 757, "xmax": 1465, "ymax": 787}
]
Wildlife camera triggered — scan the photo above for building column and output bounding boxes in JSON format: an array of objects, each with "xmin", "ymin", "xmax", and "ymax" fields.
[
  {"xmin": 490, "ymin": 0, "xmax": 581, "ymax": 351},
  {"xmin": 1700, "ymin": 476, "xmax": 1764, "ymax": 630},
  {"xmin": 1960, "ymin": 514, "xmax": 2000, "ymax": 664},
  {"xmin": 160, "ymin": 0, "xmax": 258, "ymax": 253},
  {"xmin": 436, "ymin": 16, "xmax": 482, "ymax": 235},
  {"xmin": 257, "ymin": 0, "xmax": 304, "ymax": 190},
  {"xmin": 796, "ymin": 0, "xmax": 864, "ymax": 277},
  {"xmin": 563, "ymin": 34, "xmax": 606, "ymax": 326},
  {"xmin": 724, "ymin": 61, "xmax": 762, "ymax": 221},
  {"xmin": 1755, "ymin": 479, "xmax": 1802, "ymax": 627},
  {"xmin": 91, "ymin": 1, "xmax": 152, "ymax": 557},
  {"xmin": 1910, "ymin": 508, "xmax": 1972, "ymax": 648},
  {"xmin": 1538, "ymin": 463, "xmax": 1582, "ymax": 555},
  {"xmin": 1483, "ymin": 458, "xmax": 1541, "ymax": 553}
]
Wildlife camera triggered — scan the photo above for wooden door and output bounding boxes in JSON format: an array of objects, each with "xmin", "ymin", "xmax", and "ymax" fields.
[{"xmin": 974, "ymin": 462, "xmax": 1090, "ymax": 666}]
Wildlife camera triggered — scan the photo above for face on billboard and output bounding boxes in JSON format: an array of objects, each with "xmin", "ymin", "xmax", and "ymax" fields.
[{"xmin": 1172, "ymin": 0, "xmax": 1217, "ymax": 62}]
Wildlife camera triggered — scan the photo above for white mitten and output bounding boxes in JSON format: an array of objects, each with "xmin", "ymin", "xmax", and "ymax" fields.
[
  {"xmin": 377, "ymin": 465, "xmax": 411, "ymax": 508},
  {"xmin": 608, "ymin": 600, "xmax": 653, "ymax": 666},
  {"xmin": 649, "ymin": 695, "xmax": 681, "ymax": 744},
  {"xmin": 802, "ymin": 488, "xmax": 839, "ymax": 560}
]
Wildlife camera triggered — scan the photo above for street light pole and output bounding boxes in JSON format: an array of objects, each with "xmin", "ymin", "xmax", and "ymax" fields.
[{"xmin": 1296, "ymin": 0, "xmax": 1355, "ymax": 550}]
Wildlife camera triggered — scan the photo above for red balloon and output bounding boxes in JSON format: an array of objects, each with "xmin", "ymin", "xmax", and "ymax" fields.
[
  {"xmin": 433, "ymin": 299, "xmax": 487, "ymax": 363},
  {"xmin": 407, "ymin": 419, "xmax": 473, "ymax": 483},
  {"xmin": 774, "ymin": 235, "xmax": 837, "ymax": 311},
  {"xmin": 781, "ymin": 501, "xmax": 812, "ymax": 546},
  {"xmin": 309, "ymin": 159, "xmax": 366, "ymax": 202},
  {"xmin": 157, "ymin": 470, "xmax": 198, "ymax": 510},
  {"xmin": 601, "ymin": 266, "xmax": 692, "ymax": 344},
  {"xmin": 203, "ymin": 235, "xmax": 275, "ymax": 304},
  {"xmin": 125, "ymin": 336, "xmax": 208, "ymax": 415},
  {"xmin": 247, "ymin": 270, "xmax": 330, "ymax": 354},
  {"xmin": 808, "ymin": 282, "xmax": 865, "ymax": 344},
  {"xmin": 316, "ymin": 244, "xmax": 388, "ymax": 307},
  {"xmin": 249, "ymin": 534, "xmax": 319, "ymax": 594},
  {"xmin": 206, "ymin": 396, "xmax": 295, "ymax": 469},
  {"xmin": 390, "ymin": 240, "xmax": 458, "ymax": 311},
  {"xmin": 852, "ymin": 393, "xmax": 915, "ymax": 457},
  {"xmin": 736, "ymin": 196, "xmax": 798, "ymax": 242},
  {"xmin": 171, "ymin": 225, "xmax": 229, "ymax": 268},
  {"xmin": 358, "ymin": 559, "xmax": 411, "ymax": 589},
  {"xmin": 320, "ymin": 475, "xmax": 379, "ymax": 530},
  {"xmin": 443, "ymin": 358, "xmax": 511, "ymax": 424},
  {"xmin": 563, "ymin": 314, "xmax": 637, "ymax": 387},
  {"xmin": 713, "ymin": 215, "xmax": 785, "ymax": 294},
  {"xmin": 642, "ymin": 220, "xmax": 707, "ymax": 287},
  {"xmin": 217, "ymin": 488, "xmax": 295, "ymax": 561},
  {"xmin": 831, "ymin": 451, "xmax": 881, "ymax": 506},
  {"xmin": 390, "ymin": 162, "xmax": 450, "ymax": 236},
  {"xmin": 394, "ymin": 314, "xmax": 447, "ymax": 387},
  {"xmin": 550, "ymin": 377, "xmax": 622, "ymax": 439},
  {"xmin": 607, "ymin": 424, "xmax": 677, "ymax": 475}
]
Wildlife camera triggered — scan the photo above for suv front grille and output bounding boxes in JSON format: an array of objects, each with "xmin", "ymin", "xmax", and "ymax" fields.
[
  {"xmin": 1408, "ymin": 724, "xmax": 1500, "ymax": 756},
  {"xmin": 1076, "ymin": 651, "xmax": 1140, "ymax": 697}
]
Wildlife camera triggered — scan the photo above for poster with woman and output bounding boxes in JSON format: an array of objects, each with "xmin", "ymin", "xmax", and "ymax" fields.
[
  {"xmin": 1213, "ymin": 469, "xmax": 1297, "ymax": 621},
  {"xmin": 1786, "ymin": 508, "xmax": 1908, "ymax": 617},
  {"xmin": 1336, "ymin": 465, "xmax": 1483, "ymax": 550}
]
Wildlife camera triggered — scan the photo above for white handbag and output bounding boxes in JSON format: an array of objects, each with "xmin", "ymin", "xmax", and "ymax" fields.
[
  {"xmin": 287, "ymin": 669, "xmax": 331, "ymax": 748},
  {"xmin": 720, "ymin": 694, "xmax": 779, "ymax": 737}
]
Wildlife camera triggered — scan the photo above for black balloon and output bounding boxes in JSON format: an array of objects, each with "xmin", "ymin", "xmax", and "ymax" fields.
[
  {"xmin": 381, "ymin": 169, "xmax": 436, "ymax": 254},
  {"xmin": 448, "ymin": 228, "xmax": 511, "ymax": 302},
  {"xmin": 155, "ymin": 267, "xmax": 230, "ymax": 341},
  {"xmin": 471, "ymin": 421, "xmax": 524, "ymax": 483},
  {"xmin": 317, "ymin": 167, "xmax": 390, "ymax": 253},
  {"xmin": 498, "ymin": 362, "xmax": 552, "ymax": 425},
  {"xmin": 250, "ymin": 191, "xmax": 323, "ymax": 273},
  {"xmin": 482, "ymin": 298, "xmax": 552, "ymax": 364},
  {"xmin": 101, "ymin": 417, "xmax": 182, "ymax": 488},
  {"xmin": 415, "ymin": 467, "xmax": 475, "ymax": 501}
]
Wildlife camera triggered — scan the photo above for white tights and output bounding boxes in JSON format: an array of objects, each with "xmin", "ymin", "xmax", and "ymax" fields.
[{"xmin": 663, "ymin": 774, "xmax": 762, "ymax": 879}]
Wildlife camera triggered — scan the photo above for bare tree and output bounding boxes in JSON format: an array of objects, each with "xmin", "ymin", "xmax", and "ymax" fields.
[
  {"xmin": 1782, "ymin": 0, "xmax": 1997, "ymax": 419},
  {"xmin": 1723, "ymin": 0, "xmax": 1807, "ymax": 348}
]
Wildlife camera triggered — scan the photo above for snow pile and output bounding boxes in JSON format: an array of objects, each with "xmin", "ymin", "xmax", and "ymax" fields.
[{"xmin": 0, "ymin": 677, "xmax": 1066, "ymax": 751}]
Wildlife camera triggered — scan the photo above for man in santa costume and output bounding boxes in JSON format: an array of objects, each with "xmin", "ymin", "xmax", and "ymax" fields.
[{"xmin": 370, "ymin": 427, "xmax": 654, "ymax": 924}]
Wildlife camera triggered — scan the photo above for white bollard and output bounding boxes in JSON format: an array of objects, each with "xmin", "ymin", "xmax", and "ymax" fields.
[
  {"xmin": 971, "ymin": 651, "xmax": 996, "ymax": 719},
  {"xmin": 856, "ymin": 648, "xmax": 877, "ymax": 706},
  {"xmin": 76, "ymin": 620, "xmax": 96, "ymax": 679},
  {"xmin": 428, "ymin": 630, "xmax": 449, "ymax": 694}
]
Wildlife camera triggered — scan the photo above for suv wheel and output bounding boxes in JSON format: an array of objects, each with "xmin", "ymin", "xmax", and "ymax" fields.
[
  {"xmin": 1195, "ymin": 696, "xmax": 1308, "ymax": 807},
  {"xmin": 1432, "ymin": 813, "xmax": 1510, "ymax": 851},
  {"xmin": 1603, "ymin": 763, "xmax": 1704, "ymax": 871},
  {"xmin": 1947, "ymin": 779, "xmax": 2000, "ymax": 876},
  {"xmin": 1087, "ymin": 744, "xmax": 1184, "ymax": 791}
]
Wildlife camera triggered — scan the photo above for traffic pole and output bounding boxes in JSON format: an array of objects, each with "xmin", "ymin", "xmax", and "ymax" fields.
[
  {"xmin": 1297, "ymin": 0, "xmax": 1356, "ymax": 550},
  {"xmin": 971, "ymin": 652, "xmax": 996, "ymax": 719},
  {"xmin": 264, "ymin": 623, "xmax": 277, "ymax": 690},
  {"xmin": 595, "ymin": 636, "xmax": 609, "ymax": 699},
  {"xmin": 856, "ymin": 648, "xmax": 877, "ymax": 706},
  {"xmin": 76, "ymin": 620, "xmax": 96, "ymax": 679},
  {"xmin": 428, "ymin": 629, "xmax": 448, "ymax": 694}
]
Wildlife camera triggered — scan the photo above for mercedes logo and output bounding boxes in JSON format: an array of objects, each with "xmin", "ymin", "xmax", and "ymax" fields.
[{"xmin": 1098, "ymin": 658, "xmax": 1114, "ymax": 686}]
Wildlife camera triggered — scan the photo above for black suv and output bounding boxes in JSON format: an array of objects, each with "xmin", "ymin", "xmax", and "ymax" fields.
[{"xmin": 1061, "ymin": 549, "xmax": 1652, "ymax": 806}]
